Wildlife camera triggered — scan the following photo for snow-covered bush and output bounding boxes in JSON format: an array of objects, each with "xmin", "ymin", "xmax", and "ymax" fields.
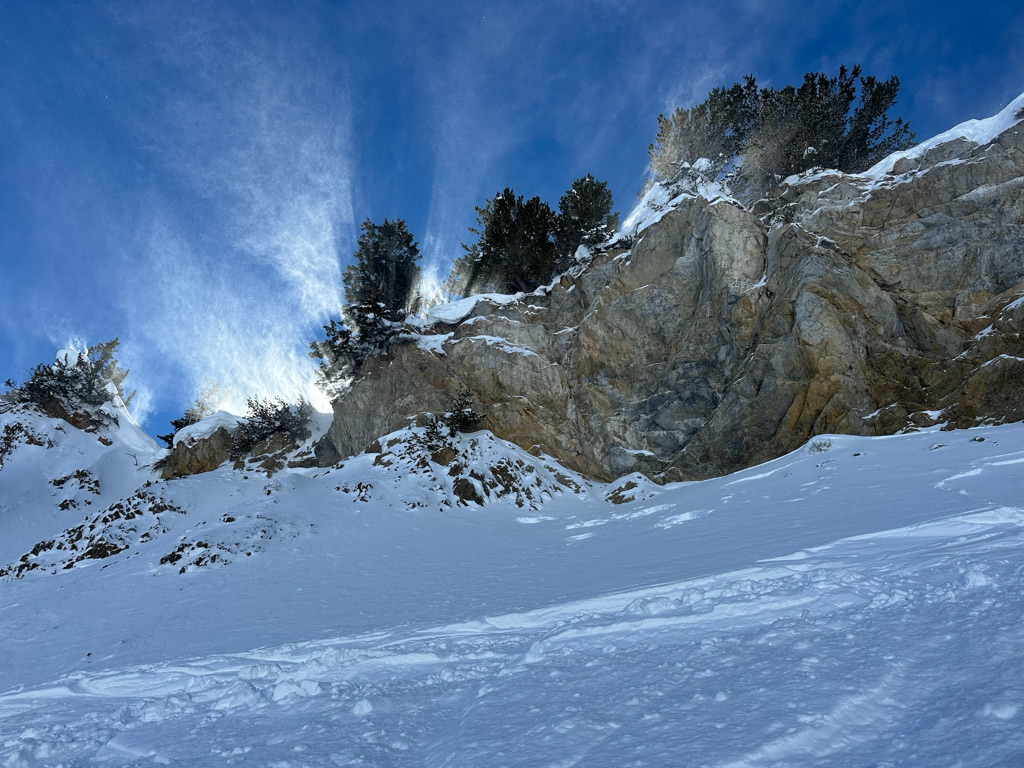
[
  {"xmin": 808, "ymin": 439, "xmax": 833, "ymax": 454},
  {"xmin": 1, "ymin": 339, "xmax": 133, "ymax": 427},
  {"xmin": 231, "ymin": 398, "xmax": 311, "ymax": 459}
]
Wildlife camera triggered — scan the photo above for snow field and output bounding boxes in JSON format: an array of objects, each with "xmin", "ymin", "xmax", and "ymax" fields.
[{"xmin": 0, "ymin": 413, "xmax": 1022, "ymax": 765}]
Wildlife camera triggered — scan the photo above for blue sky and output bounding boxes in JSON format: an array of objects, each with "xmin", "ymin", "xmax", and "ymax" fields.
[{"xmin": 2, "ymin": 0, "xmax": 1022, "ymax": 435}]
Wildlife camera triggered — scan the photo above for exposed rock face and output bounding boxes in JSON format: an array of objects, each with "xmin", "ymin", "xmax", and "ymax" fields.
[
  {"xmin": 35, "ymin": 397, "xmax": 103, "ymax": 433},
  {"xmin": 161, "ymin": 427, "xmax": 233, "ymax": 479},
  {"xmin": 324, "ymin": 119, "xmax": 1024, "ymax": 481}
]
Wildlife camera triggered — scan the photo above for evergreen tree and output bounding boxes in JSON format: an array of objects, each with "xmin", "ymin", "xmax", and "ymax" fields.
[
  {"xmin": 308, "ymin": 318, "xmax": 357, "ymax": 400},
  {"xmin": 461, "ymin": 189, "xmax": 556, "ymax": 295},
  {"xmin": 88, "ymin": 338, "xmax": 135, "ymax": 408},
  {"xmin": 344, "ymin": 217, "xmax": 421, "ymax": 353},
  {"xmin": 649, "ymin": 66, "xmax": 915, "ymax": 200},
  {"xmin": 2, "ymin": 339, "xmax": 135, "ymax": 425},
  {"xmin": 649, "ymin": 76, "xmax": 759, "ymax": 181},
  {"xmin": 739, "ymin": 83, "xmax": 807, "ymax": 198},
  {"xmin": 343, "ymin": 218, "xmax": 421, "ymax": 319},
  {"xmin": 309, "ymin": 218, "xmax": 422, "ymax": 397},
  {"xmin": 231, "ymin": 397, "xmax": 311, "ymax": 459},
  {"xmin": 554, "ymin": 174, "xmax": 619, "ymax": 261},
  {"xmin": 837, "ymin": 73, "xmax": 915, "ymax": 171},
  {"xmin": 740, "ymin": 66, "xmax": 888, "ymax": 195}
]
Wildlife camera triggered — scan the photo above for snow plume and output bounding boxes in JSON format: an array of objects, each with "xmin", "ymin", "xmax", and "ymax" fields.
[
  {"xmin": 105, "ymin": 3, "xmax": 353, "ymax": 417},
  {"xmin": 126, "ymin": 219, "xmax": 334, "ymax": 417},
  {"xmin": 413, "ymin": 261, "xmax": 450, "ymax": 312}
]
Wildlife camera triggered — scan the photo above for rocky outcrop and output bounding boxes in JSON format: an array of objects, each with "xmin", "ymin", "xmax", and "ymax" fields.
[
  {"xmin": 161, "ymin": 427, "xmax": 233, "ymax": 479},
  {"xmin": 356, "ymin": 424, "xmax": 591, "ymax": 510},
  {"xmin": 322, "ymin": 116, "xmax": 1024, "ymax": 481}
]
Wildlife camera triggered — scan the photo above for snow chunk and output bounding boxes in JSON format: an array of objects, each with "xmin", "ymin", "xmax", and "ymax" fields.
[
  {"xmin": 351, "ymin": 698, "xmax": 374, "ymax": 716},
  {"xmin": 621, "ymin": 178, "xmax": 737, "ymax": 239},
  {"xmin": 621, "ymin": 183, "xmax": 684, "ymax": 236},
  {"xmin": 416, "ymin": 333, "xmax": 452, "ymax": 354},
  {"xmin": 466, "ymin": 335, "xmax": 539, "ymax": 358},
  {"xmin": 172, "ymin": 410, "xmax": 240, "ymax": 446},
  {"xmin": 414, "ymin": 293, "xmax": 524, "ymax": 326},
  {"xmin": 982, "ymin": 702, "xmax": 1019, "ymax": 720},
  {"xmin": 1004, "ymin": 295, "xmax": 1024, "ymax": 311},
  {"xmin": 271, "ymin": 679, "xmax": 320, "ymax": 701}
]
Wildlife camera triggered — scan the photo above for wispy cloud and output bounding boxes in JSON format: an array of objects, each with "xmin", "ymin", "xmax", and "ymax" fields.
[{"xmin": 418, "ymin": 12, "xmax": 535, "ymax": 270}]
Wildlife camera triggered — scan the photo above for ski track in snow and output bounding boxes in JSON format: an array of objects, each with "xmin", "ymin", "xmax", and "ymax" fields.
[
  {"xmin": 2, "ymin": 506, "xmax": 1022, "ymax": 766},
  {"xmin": 0, "ymin": 417, "xmax": 1022, "ymax": 766}
]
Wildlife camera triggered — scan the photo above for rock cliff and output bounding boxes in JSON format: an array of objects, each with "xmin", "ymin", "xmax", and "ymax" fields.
[{"xmin": 322, "ymin": 107, "xmax": 1024, "ymax": 482}]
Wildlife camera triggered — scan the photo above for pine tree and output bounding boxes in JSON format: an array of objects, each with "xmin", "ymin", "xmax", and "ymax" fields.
[
  {"xmin": 231, "ymin": 398, "xmax": 311, "ymax": 459},
  {"xmin": 649, "ymin": 75, "xmax": 759, "ymax": 181},
  {"xmin": 554, "ymin": 174, "xmax": 619, "ymax": 261},
  {"xmin": 650, "ymin": 66, "xmax": 915, "ymax": 200},
  {"xmin": 343, "ymin": 218, "xmax": 421, "ymax": 319},
  {"xmin": 2, "ymin": 339, "xmax": 135, "ymax": 425},
  {"xmin": 837, "ymin": 73, "xmax": 914, "ymax": 171},
  {"xmin": 308, "ymin": 319, "xmax": 356, "ymax": 400},
  {"xmin": 740, "ymin": 66, "xmax": 862, "ymax": 194},
  {"xmin": 88, "ymin": 338, "xmax": 135, "ymax": 408},
  {"xmin": 309, "ymin": 218, "xmax": 422, "ymax": 396},
  {"xmin": 341, "ymin": 215, "xmax": 421, "ymax": 352},
  {"xmin": 157, "ymin": 382, "xmax": 222, "ymax": 447},
  {"xmin": 461, "ymin": 189, "xmax": 557, "ymax": 295}
]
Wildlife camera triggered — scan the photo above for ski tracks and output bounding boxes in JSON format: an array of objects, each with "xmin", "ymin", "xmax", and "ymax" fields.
[{"xmin": 1, "ymin": 507, "xmax": 1022, "ymax": 766}]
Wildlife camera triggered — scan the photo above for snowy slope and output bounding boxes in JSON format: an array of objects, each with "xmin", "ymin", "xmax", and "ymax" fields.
[
  {"xmin": 0, "ymin": 404, "xmax": 1021, "ymax": 766},
  {"xmin": 863, "ymin": 90, "xmax": 1024, "ymax": 180}
]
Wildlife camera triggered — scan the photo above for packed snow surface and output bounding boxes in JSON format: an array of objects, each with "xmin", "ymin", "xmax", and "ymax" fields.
[{"xmin": 0, "ymin": 409, "xmax": 1022, "ymax": 766}]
